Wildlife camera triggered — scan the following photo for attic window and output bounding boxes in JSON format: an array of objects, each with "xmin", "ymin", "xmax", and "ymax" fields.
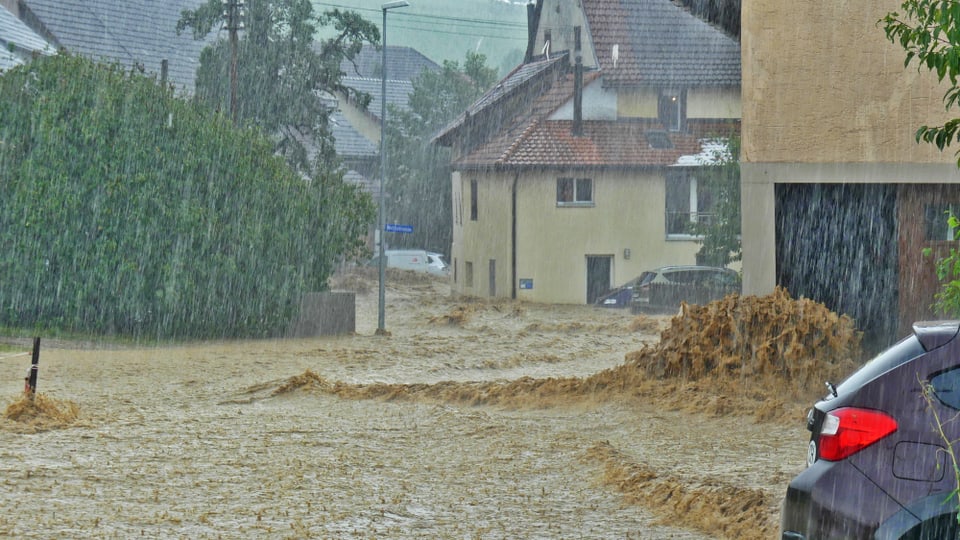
[{"xmin": 645, "ymin": 130, "xmax": 673, "ymax": 149}]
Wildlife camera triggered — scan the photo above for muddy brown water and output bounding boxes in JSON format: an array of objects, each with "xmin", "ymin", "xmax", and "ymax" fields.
[{"xmin": 0, "ymin": 272, "xmax": 808, "ymax": 538}]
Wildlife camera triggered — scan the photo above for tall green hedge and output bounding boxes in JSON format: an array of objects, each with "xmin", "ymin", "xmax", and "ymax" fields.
[{"xmin": 0, "ymin": 54, "xmax": 374, "ymax": 339}]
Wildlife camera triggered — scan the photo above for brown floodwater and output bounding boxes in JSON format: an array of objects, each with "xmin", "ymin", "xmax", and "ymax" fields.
[{"xmin": 0, "ymin": 271, "xmax": 809, "ymax": 538}]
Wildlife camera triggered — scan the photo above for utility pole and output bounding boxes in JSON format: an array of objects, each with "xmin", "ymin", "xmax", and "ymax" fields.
[
  {"xmin": 377, "ymin": 0, "xmax": 410, "ymax": 335},
  {"xmin": 223, "ymin": 0, "xmax": 244, "ymax": 123}
]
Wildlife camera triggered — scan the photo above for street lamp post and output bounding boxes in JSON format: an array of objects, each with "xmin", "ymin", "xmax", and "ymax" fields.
[{"xmin": 377, "ymin": 0, "xmax": 409, "ymax": 335}]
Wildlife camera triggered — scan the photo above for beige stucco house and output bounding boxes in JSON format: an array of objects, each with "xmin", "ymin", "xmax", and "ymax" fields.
[
  {"xmin": 434, "ymin": 0, "xmax": 741, "ymax": 304},
  {"xmin": 742, "ymin": 0, "xmax": 960, "ymax": 343}
]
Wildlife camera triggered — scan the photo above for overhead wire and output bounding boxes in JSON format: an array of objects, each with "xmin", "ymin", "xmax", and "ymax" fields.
[{"xmin": 313, "ymin": 2, "xmax": 528, "ymax": 41}]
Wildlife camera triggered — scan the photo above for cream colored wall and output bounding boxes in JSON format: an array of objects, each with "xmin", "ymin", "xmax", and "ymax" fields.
[
  {"xmin": 513, "ymin": 170, "xmax": 699, "ymax": 304},
  {"xmin": 451, "ymin": 172, "xmax": 513, "ymax": 297},
  {"xmin": 450, "ymin": 171, "xmax": 463, "ymax": 284},
  {"xmin": 335, "ymin": 93, "xmax": 381, "ymax": 144},
  {"xmin": 617, "ymin": 89, "xmax": 659, "ymax": 118},
  {"xmin": 687, "ymin": 87, "xmax": 741, "ymax": 119},
  {"xmin": 615, "ymin": 87, "xmax": 740, "ymax": 120}
]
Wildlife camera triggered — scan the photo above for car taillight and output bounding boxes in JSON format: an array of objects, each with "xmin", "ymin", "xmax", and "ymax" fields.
[{"xmin": 818, "ymin": 407, "xmax": 897, "ymax": 461}]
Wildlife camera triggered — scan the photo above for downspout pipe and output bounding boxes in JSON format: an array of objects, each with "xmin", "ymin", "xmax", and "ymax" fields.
[{"xmin": 511, "ymin": 172, "xmax": 519, "ymax": 299}]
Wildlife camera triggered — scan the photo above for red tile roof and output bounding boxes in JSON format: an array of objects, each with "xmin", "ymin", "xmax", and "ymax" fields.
[
  {"xmin": 453, "ymin": 71, "xmax": 723, "ymax": 169},
  {"xmin": 457, "ymin": 119, "xmax": 703, "ymax": 169}
]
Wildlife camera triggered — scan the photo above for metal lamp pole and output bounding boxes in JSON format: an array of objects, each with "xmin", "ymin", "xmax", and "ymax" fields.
[{"xmin": 377, "ymin": 0, "xmax": 409, "ymax": 335}]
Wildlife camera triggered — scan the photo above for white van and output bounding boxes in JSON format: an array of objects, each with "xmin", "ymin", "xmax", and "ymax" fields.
[{"xmin": 369, "ymin": 249, "xmax": 449, "ymax": 276}]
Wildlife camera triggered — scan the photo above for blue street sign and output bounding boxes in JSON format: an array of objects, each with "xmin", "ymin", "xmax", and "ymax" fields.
[{"xmin": 385, "ymin": 223, "xmax": 414, "ymax": 234}]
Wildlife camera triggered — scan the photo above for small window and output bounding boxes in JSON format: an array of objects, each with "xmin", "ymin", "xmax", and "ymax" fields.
[
  {"xmin": 666, "ymin": 170, "xmax": 714, "ymax": 236},
  {"xmin": 658, "ymin": 89, "xmax": 685, "ymax": 132},
  {"xmin": 557, "ymin": 177, "xmax": 593, "ymax": 206},
  {"xmin": 465, "ymin": 261, "xmax": 474, "ymax": 288},
  {"xmin": 925, "ymin": 204, "xmax": 960, "ymax": 241},
  {"xmin": 470, "ymin": 179, "xmax": 478, "ymax": 221}
]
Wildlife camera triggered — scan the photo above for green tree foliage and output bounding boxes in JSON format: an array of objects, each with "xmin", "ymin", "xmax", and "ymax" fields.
[
  {"xmin": 178, "ymin": 0, "xmax": 380, "ymax": 175},
  {"xmin": 0, "ymin": 54, "xmax": 374, "ymax": 339},
  {"xmin": 693, "ymin": 137, "xmax": 742, "ymax": 268},
  {"xmin": 884, "ymin": 1, "xmax": 960, "ymax": 317},
  {"xmin": 384, "ymin": 51, "xmax": 497, "ymax": 253},
  {"xmin": 883, "ymin": 1, "xmax": 960, "ymax": 162}
]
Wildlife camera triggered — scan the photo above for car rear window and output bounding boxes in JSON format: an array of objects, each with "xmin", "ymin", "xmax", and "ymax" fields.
[
  {"xmin": 662, "ymin": 271, "xmax": 696, "ymax": 283},
  {"xmin": 638, "ymin": 272, "xmax": 657, "ymax": 286}
]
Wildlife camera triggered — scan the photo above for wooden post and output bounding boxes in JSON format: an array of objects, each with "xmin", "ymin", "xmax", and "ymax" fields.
[{"xmin": 26, "ymin": 337, "xmax": 39, "ymax": 396}]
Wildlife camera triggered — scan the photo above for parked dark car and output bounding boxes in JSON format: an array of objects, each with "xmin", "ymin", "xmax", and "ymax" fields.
[
  {"xmin": 781, "ymin": 321, "xmax": 960, "ymax": 540},
  {"xmin": 628, "ymin": 265, "xmax": 740, "ymax": 313},
  {"xmin": 595, "ymin": 276, "xmax": 645, "ymax": 308}
]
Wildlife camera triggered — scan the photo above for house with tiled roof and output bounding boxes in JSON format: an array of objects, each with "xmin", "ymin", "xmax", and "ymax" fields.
[
  {"xmin": 434, "ymin": 0, "xmax": 740, "ymax": 304},
  {"xmin": 0, "ymin": 2, "xmax": 52, "ymax": 72},
  {"xmin": 7, "ymin": 0, "xmax": 213, "ymax": 94},
  {"xmin": 329, "ymin": 45, "xmax": 439, "ymax": 188}
]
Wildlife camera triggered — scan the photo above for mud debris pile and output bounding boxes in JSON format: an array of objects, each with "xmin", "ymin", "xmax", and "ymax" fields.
[
  {"xmin": 276, "ymin": 287, "xmax": 863, "ymax": 422},
  {"xmin": 3, "ymin": 393, "xmax": 80, "ymax": 433},
  {"xmin": 627, "ymin": 287, "xmax": 861, "ymax": 387},
  {"xmin": 586, "ymin": 441, "xmax": 777, "ymax": 540}
]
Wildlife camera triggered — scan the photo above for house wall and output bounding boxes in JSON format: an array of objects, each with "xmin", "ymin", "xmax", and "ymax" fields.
[
  {"xmin": 687, "ymin": 87, "xmax": 740, "ymax": 119},
  {"xmin": 549, "ymin": 78, "xmax": 618, "ymax": 120},
  {"xmin": 335, "ymin": 93, "xmax": 381, "ymax": 145},
  {"xmin": 534, "ymin": 0, "xmax": 595, "ymax": 67},
  {"xmin": 450, "ymin": 168, "xmax": 701, "ymax": 303},
  {"xmin": 617, "ymin": 89, "xmax": 659, "ymax": 118},
  {"xmin": 610, "ymin": 86, "xmax": 740, "ymax": 121},
  {"xmin": 451, "ymin": 171, "xmax": 513, "ymax": 297},
  {"xmin": 741, "ymin": 0, "xmax": 960, "ymax": 298}
]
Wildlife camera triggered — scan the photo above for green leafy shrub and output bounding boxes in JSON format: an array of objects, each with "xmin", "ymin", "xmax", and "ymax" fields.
[{"xmin": 0, "ymin": 54, "xmax": 373, "ymax": 339}]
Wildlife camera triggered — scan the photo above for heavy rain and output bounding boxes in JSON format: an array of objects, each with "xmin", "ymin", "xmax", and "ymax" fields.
[{"xmin": 3, "ymin": 0, "xmax": 960, "ymax": 539}]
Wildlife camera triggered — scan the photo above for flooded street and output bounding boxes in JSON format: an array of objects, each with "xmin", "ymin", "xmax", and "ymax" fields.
[{"xmin": 0, "ymin": 271, "xmax": 807, "ymax": 538}]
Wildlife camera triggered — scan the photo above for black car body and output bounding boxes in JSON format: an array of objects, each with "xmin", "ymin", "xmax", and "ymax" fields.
[
  {"xmin": 628, "ymin": 265, "xmax": 740, "ymax": 313},
  {"xmin": 781, "ymin": 321, "xmax": 960, "ymax": 539},
  {"xmin": 595, "ymin": 276, "xmax": 644, "ymax": 308}
]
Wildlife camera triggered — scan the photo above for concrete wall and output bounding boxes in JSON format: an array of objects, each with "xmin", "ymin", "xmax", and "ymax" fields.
[
  {"xmin": 742, "ymin": 0, "xmax": 956, "ymax": 165},
  {"xmin": 741, "ymin": 0, "xmax": 960, "ymax": 296},
  {"xmin": 287, "ymin": 292, "xmax": 355, "ymax": 337}
]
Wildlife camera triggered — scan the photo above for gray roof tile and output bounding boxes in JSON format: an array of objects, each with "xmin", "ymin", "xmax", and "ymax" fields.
[
  {"xmin": 343, "ymin": 76, "xmax": 414, "ymax": 120},
  {"xmin": 20, "ymin": 0, "xmax": 214, "ymax": 93},
  {"xmin": 584, "ymin": 0, "xmax": 740, "ymax": 87},
  {"xmin": 338, "ymin": 44, "xmax": 439, "ymax": 81},
  {"xmin": 0, "ymin": 4, "xmax": 53, "ymax": 58}
]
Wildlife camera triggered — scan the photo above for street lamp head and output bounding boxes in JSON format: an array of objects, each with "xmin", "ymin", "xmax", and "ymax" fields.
[{"xmin": 382, "ymin": 0, "xmax": 409, "ymax": 10}]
